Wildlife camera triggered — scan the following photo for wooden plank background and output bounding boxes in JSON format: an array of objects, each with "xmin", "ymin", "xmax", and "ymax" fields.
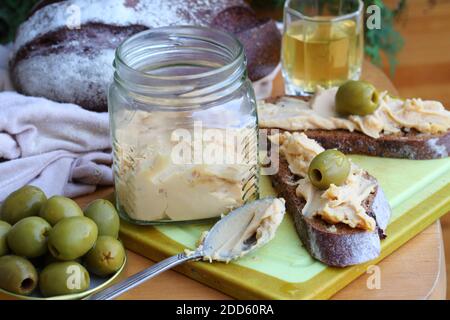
[
  {"xmin": 382, "ymin": 0, "xmax": 450, "ymax": 299},
  {"xmin": 383, "ymin": 0, "xmax": 450, "ymax": 108}
]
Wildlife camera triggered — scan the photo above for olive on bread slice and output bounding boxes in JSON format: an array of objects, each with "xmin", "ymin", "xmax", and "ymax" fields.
[{"xmin": 258, "ymin": 81, "xmax": 450, "ymax": 160}]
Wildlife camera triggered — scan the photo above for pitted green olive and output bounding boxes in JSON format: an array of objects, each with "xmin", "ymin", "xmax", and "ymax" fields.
[
  {"xmin": 0, "ymin": 255, "xmax": 38, "ymax": 295},
  {"xmin": 0, "ymin": 221, "xmax": 11, "ymax": 257},
  {"xmin": 335, "ymin": 80, "xmax": 380, "ymax": 116},
  {"xmin": 48, "ymin": 216, "xmax": 98, "ymax": 261},
  {"xmin": 1, "ymin": 186, "xmax": 47, "ymax": 224},
  {"xmin": 39, "ymin": 196, "xmax": 83, "ymax": 226},
  {"xmin": 308, "ymin": 150, "xmax": 351, "ymax": 190},
  {"xmin": 84, "ymin": 199, "xmax": 120, "ymax": 238},
  {"xmin": 84, "ymin": 236, "xmax": 125, "ymax": 277},
  {"xmin": 7, "ymin": 217, "xmax": 51, "ymax": 258},
  {"xmin": 39, "ymin": 261, "xmax": 90, "ymax": 297}
]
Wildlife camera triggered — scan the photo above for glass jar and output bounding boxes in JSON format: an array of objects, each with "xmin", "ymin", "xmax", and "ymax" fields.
[{"xmin": 109, "ymin": 26, "xmax": 259, "ymax": 224}]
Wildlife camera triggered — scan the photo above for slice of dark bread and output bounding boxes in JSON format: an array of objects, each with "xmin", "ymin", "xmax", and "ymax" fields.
[
  {"xmin": 264, "ymin": 96, "xmax": 450, "ymax": 160},
  {"xmin": 270, "ymin": 157, "xmax": 391, "ymax": 267}
]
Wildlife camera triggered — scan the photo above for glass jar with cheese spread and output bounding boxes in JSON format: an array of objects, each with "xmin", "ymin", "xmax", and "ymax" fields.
[{"xmin": 109, "ymin": 26, "xmax": 259, "ymax": 224}]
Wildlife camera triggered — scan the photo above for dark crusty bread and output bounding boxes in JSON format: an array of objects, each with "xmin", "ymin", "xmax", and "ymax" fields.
[
  {"xmin": 270, "ymin": 157, "xmax": 391, "ymax": 267},
  {"xmin": 11, "ymin": 0, "xmax": 281, "ymax": 112},
  {"xmin": 265, "ymin": 96, "xmax": 450, "ymax": 160},
  {"xmin": 210, "ymin": 6, "xmax": 281, "ymax": 80},
  {"xmin": 301, "ymin": 129, "xmax": 449, "ymax": 160}
]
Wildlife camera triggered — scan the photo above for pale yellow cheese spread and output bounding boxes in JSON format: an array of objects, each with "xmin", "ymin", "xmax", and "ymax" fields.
[
  {"xmin": 259, "ymin": 87, "xmax": 450, "ymax": 139},
  {"xmin": 270, "ymin": 131, "xmax": 324, "ymax": 177},
  {"xmin": 200, "ymin": 198, "xmax": 286, "ymax": 263},
  {"xmin": 114, "ymin": 109, "xmax": 252, "ymax": 221},
  {"xmin": 269, "ymin": 132, "xmax": 377, "ymax": 231}
]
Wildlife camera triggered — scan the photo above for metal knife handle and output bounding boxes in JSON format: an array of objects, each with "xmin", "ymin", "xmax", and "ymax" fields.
[{"xmin": 87, "ymin": 252, "xmax": 201, "ymax": 300}]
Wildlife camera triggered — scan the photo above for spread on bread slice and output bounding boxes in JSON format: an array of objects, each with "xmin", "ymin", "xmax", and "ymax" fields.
[
  {"xmin": 259, "ymin": 81, "xmax": 450, "ymax": 159},
  {"xmin": 268, "ymin": 132, "xmax": 391, "ymax": 267}
]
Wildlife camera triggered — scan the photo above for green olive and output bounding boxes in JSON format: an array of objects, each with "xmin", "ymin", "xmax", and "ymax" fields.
[
  {"xmin": 0, "ymin": 221, "xmax": 11, "ymax": 257},
  {"xmin": 0, "ymin": 255, "xmax": 38, "ymax": 295},
  {"xmin": 84, "ymin": 236, "xmax": 125, "ymax": 277},
  {"xmin": 1, "ymin": 186, "xmax": 47, "ymax": 224},
  {"xmin": 335, "ymin": 80, "xmax": 380, "ymax": 116},
  {"xmin": 48, "ymin": 216, "xmax": 98, "ymax": 261},
  {"xmin": 308, "ymin": 150, "xmax": 351, "ymax": 190},
  {"xmin": 84, "ymin": 199, "xmax": 120, "ymax": 238},
  {"xmin": 39, "ymin": 196, "xmax": 83, "ymax": 226},
  {"xmin": 7, "ymin": 217, "xmax": 51, "ymax": 258},
  {"xmin": 39, "ymin": 261, "xmax": 90, "ymax": 297}
]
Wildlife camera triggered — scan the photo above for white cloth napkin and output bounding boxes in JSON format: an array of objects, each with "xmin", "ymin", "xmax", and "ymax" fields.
[{"xmin": 0, "ymin": 45, "xmax": 112, "ymax": 202}]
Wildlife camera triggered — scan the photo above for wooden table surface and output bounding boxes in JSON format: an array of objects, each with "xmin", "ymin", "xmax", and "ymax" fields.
[{"xmin": 73, "ymin": 61, "xmax": 446, "ymax": 300}]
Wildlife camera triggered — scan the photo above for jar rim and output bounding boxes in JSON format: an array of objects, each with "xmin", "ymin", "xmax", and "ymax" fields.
[{"xmin": 114, "ymin": 25, "xmax": 245, "ymax": 82}]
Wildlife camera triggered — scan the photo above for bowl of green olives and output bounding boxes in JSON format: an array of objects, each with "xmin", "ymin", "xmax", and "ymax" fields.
[{"xmin": 0, "ymin": 186, "xmax": 127, "ymax": 300}]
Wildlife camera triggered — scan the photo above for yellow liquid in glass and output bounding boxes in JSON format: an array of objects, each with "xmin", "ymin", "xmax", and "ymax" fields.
[{"xmin": 282, "ymin": 18, "xmax": 363, "ymax": 93}]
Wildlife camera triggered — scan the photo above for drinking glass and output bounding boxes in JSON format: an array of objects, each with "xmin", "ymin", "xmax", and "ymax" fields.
[{"xmin": 282, "ymin": 0, "xmax": 364, "ymax": 95}]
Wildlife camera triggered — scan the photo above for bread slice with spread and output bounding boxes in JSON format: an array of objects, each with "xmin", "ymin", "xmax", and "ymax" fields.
[
  {"xmin": 268, "ymin": 132, "xmax": 391, "ymax": 267},
  {"xmin": 259, "ymin": 83, "xmax": 450, "ymax": 159}
]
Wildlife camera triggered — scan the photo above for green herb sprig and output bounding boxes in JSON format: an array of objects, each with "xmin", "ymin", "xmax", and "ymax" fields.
[
  {"xmin": 364, "ymin": 0, "xmax": 406, "ymax": 74},
  {"xmin": 0, "ymin": 0, "xmax": 40, "ymax": 44}
]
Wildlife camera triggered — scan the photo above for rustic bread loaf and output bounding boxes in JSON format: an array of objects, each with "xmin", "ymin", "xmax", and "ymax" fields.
[
  {"xmin": 270, "ymin": 156, "xmax": 391, "ymax": 267},
  {"xmin": 11, "ymin": 0, "xmax": 281, "ymax": 111},
  {"xmin": 265, "ymin": 96, "xmax": 450, "ymax": 160}
]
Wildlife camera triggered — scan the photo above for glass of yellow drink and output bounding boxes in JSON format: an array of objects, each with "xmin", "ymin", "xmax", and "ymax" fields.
[{"xmin": 282, "ymin": 0, "xmax": 364, "ymax": 95}]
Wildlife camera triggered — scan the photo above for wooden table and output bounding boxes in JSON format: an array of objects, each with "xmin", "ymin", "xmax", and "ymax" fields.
[{"xmin": 74, "ymin": 61, "xmax": 446, "ymax": 300}]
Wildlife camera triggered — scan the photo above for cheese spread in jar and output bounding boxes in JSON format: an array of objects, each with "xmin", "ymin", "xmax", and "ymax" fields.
[
  {"xmin": 109, "ymin": 27, "xmax": 259, "ymax": 223},
  {"xmin": 114, "ymin": 110, "xmax": 256, "ymax": 222}
]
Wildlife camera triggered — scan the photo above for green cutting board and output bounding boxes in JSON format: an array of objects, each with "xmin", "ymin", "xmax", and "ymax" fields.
[{"xmin": 120, "ymin": 156, "xmax": 450, "ymax": 299}]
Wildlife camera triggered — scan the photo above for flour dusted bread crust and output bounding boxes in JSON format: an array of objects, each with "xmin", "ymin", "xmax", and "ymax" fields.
[
  {"xmin": 265, "ymin": 96, "xmax": 450, "ymax": 160},
  {"xmin": 270, "ymin": 157, "xmax": 391, "ymax": 267},
  {"xmin": 11, "ymin": 0, "xmax": 281, "ymax": 111},
  {"xmin": 299, "ymin": 128, "xmax": 450, "ymax": 160}
]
